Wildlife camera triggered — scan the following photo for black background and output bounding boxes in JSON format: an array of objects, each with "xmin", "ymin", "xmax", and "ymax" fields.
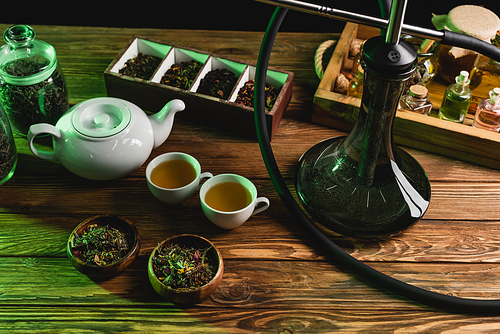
[{"xmin": 4, "ymin": 1, "xmax": 495, "ymax": 33}]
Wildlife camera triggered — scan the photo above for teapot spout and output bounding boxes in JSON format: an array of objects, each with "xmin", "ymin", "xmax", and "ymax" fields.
[{"xmin": 149, "ymin": 99, "xmax": 185, "ymax": 149}]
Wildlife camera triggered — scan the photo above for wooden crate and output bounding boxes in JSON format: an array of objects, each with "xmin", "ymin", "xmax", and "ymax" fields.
[
  {"xmin": 313, "ymin": 23, "xmax": 500, "ymax": 170},
  {"xmin": 104, "ymin": 35, "xmax": 294, "ymax": 141}
]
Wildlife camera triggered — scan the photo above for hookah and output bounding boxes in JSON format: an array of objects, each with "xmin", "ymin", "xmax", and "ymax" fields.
[{"xmin": 253, "ymin": 0, "xmax": 500, "ymax": 312}]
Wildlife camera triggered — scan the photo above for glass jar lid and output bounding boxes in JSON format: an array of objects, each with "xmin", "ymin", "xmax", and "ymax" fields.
[{"xmin": 0, "ymin": 25, "xmax": 58, "ymax": 85}]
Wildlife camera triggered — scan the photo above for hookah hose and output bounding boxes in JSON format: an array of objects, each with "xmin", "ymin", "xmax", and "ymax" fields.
[{"xmin": 254, "ymin": 7, "xmax": 500, "ymax": 314}]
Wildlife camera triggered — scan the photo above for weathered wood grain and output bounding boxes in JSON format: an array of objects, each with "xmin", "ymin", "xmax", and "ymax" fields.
[
  {"xmin": 2, "ymin": 256, "xmax": 500, "ymax": 307},
  {"xmin": 3, "ymin": 307, "xmax": 500, "ymax": 333}
]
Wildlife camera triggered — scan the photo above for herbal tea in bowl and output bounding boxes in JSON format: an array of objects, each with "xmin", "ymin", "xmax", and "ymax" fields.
[
  {"xmin": 148, "ymin": 234, "xmax": 223, "ymax": 304},
  {"xmin": 67, "ymin": 215, "xmax": 141, "ymax": 278},
  {"xmin": 200, "ymin": 173, "xmax": 270, "ymax": 229}
]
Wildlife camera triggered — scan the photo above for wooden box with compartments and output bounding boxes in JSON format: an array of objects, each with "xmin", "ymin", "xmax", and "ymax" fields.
[{"xmin": 104, "ymin": 35, "xmax": 293, "ymax": 140}]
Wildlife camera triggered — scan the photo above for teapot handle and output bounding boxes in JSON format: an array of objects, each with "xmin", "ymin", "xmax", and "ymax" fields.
[{"xmin": 27, "ymin": 124, "xmax": 62, "ymax": 161}]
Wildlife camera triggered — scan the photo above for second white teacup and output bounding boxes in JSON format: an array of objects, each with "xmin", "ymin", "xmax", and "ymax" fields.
[
  {"xmin": 146, "ymin": 152, "xmax": 213, "ymax": 205},
  {"xmin": 200, "ymin": 173, "xmax": 270, "ymax": 229}
]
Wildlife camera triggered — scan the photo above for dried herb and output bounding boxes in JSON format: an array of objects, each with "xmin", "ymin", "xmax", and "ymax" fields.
[
  {"xmin": 4, "ymin": 56, "xmax": 48, "ymax": 76},
  {"xmin": 71, "ymin": 224, "xmax": 131, "ymax": 266},
  {"xmin": 160, "ymin": 60, "xmax": 202, "ymax": 89},
  {"xmin": 0, "ymin": 56, "xmax": 68, "ymax": 136},
  {"xmin": 119, "ymin": 53, "xmax": 162, "ymax": 80},
  {"xmin": 196, "ymin": 68, "xmax": 237, "ymax": 100},
  {"xmin": 152, "ymin": 243, "xmax": 215, "ymax": 290},
  {"xmin": 0, "ymin": 108, "xmax": 17, "ymax": 184},
  {"xmin": 235, "ymin": 79, "xmax": 280, "ymax": 111}
]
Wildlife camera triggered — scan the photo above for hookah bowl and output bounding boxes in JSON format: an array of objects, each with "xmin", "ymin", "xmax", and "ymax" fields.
[{"xmin": 296, "ymin": 35, "xmax": 431, "ymax": 238}]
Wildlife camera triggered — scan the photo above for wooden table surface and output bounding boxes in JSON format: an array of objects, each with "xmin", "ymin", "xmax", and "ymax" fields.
[{"xmin": 2, "ymin": 23, "xmax": 500, "ymax": 333}]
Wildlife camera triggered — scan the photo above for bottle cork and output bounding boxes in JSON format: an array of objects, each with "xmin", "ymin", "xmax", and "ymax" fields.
[{"xmin": 409, "ymin": 85, "xmax": 428, "ymax": 99}]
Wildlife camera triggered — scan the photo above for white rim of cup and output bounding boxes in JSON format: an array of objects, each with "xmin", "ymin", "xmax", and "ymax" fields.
[
  {"xmin": 146, "ymin": 152, "xmax": 201, "ymax": 191},
  {"xmin": 200, "ymin": 173, "xmax": 257, "ymax": 214}
]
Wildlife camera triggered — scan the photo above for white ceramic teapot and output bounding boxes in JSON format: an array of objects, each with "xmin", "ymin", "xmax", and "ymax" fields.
[{"xmin": 27, "ymin": 97, "xmax": 185, "ymax": 180}]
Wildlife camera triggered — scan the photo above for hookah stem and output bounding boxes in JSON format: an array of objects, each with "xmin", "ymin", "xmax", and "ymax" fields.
[
  {"xmin": 356, "ymin": 77, "xmax": 390, "ymax": 186},
  {"xmin": 357, "ymin": 0, "xmax": 406, "ymax": 186}
]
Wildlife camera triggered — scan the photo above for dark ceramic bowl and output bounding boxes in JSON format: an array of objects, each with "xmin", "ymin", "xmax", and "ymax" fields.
[
  {"xmin": 67, "ymin": 215, "xmax": 141, "ymax": 278},
  {"xmin": 148, "ymin": 234, "xmax": 223, "ymax": 304}
]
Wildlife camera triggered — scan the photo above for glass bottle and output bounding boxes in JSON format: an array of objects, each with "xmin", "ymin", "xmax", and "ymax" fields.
[
  {"xmin": 469, "ymin": 30, "xmax": 500, "ymax": 98},
  {"xmin": 472, "ymin": 87, "xmax": 500, "ymax": 132},
  {"xmin": 400, "ymin": 84, "xmax": 433, "ymax": 115},
  {"xmin": 0, "ymin": 102, "xmax": 17, "ymax": 186},
  {"xmin": 438, "ymin": 70, "xmax": 472, "ymax": 123},
  {"xmin": 350, "ymin": 40, "xmax": 364, "ymax": 79},
  {"xmin": 415, "ymin": 39, "xmax": 438, "ymax": 87},
  {"xmin": 347, "ymin": 64, "xmax": 363, "ymax": 99},
  {"xmin": 0, "ymin": 25, "xmax": 69, "ymax": 136},
  {"xmin": 402, "ymin": 35, "xmax": 438, "ymax": 89}
]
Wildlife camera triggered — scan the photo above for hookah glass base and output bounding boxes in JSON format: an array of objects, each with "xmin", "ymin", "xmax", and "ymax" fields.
[
  {"xmin": 295, "ymin": 33, "xmax": 432, "ymax": 238},
  {"xmin": 295, "ymin": 136, "xmax": 430, "ymax": 238}
]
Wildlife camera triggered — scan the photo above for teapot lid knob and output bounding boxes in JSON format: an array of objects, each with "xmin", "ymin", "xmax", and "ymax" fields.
[
  {"xmin": 72, "ymin": 98, "xmax": 131, "ymax": 137},
  {"xmin": 94, "ymin": 113, "xmax": 111, "ymax": 128}
]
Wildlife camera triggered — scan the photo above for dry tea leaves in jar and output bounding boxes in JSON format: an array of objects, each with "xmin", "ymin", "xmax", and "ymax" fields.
[
  {"xmin": 119, "ymin": 53, "xmax": 162, "ymax": 80},
  {"xmin": 236, "ymin": 79, "xmax": 280, "ymax": 111},
  {"xmin": 0, "ymin": 25, "xmax": 69, "ymax": 136},
  {"xmin": 0, "ymin": 58, "xmax": 68, "ymax": 135},
  {"xmin": 196, "ymin": 68, "xmax": 236, "ymax": 100},
  {"xmin": 161, "ymin": 60, "xmax": 202, "ymax": 90},
  {"xmin": 0, "ymin": 103, "xmax": 17, "ymax": 186}
]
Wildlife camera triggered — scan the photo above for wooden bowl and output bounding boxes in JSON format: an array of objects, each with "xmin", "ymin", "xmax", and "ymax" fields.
[
  {"xmin": 67, "ymin": 215, "xmax": 141, "ymax": 278},
  {"xmin": 148, "ymin": 234, "xmax": 224, "ymax": 304}
]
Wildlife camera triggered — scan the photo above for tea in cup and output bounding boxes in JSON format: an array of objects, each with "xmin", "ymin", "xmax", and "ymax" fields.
[
  {"xmin": 146, "ymin": 152, "xmax": 213, "ymax": 205},
  {"xmin": 200, "ymin": 174, "xmax": 270, "ymax": 229}
]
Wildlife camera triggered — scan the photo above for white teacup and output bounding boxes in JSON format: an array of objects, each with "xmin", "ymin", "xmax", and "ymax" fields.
[
  {"xmin": 200, "ymin": 174, "xmax": 270, "ymax": 229},
  {"xmin": 146, "ymin": 152, "xmax": 213, "ymax": 205}
]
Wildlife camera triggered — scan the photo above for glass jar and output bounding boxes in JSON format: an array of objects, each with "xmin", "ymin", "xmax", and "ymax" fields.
[
  {"xmin": 469, "ymin": 30, "xmax": 500, "ymax": 98},
  {"xmin": 435, "ymin": 45, "xmax": 478, "ymax": 85},
  {"xmin": 0, "ymin": 102, "xmax": 17, "ymax": 185},
  {"xmin": 0, "ymin": 25, "xmax": 68, "ymax": 136},
  {"xmin": 432, "ymin": 5, "xmax": 500, "ymax": 85},
  {"xmin": 400, "ymin": 85, "xmax": 432, "ymax": 115}
]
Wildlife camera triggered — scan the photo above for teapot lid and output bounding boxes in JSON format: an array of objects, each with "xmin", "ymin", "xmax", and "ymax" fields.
[{"xmin": 72, "ymin": 98, "xmax": 131, "ymax": 138}]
